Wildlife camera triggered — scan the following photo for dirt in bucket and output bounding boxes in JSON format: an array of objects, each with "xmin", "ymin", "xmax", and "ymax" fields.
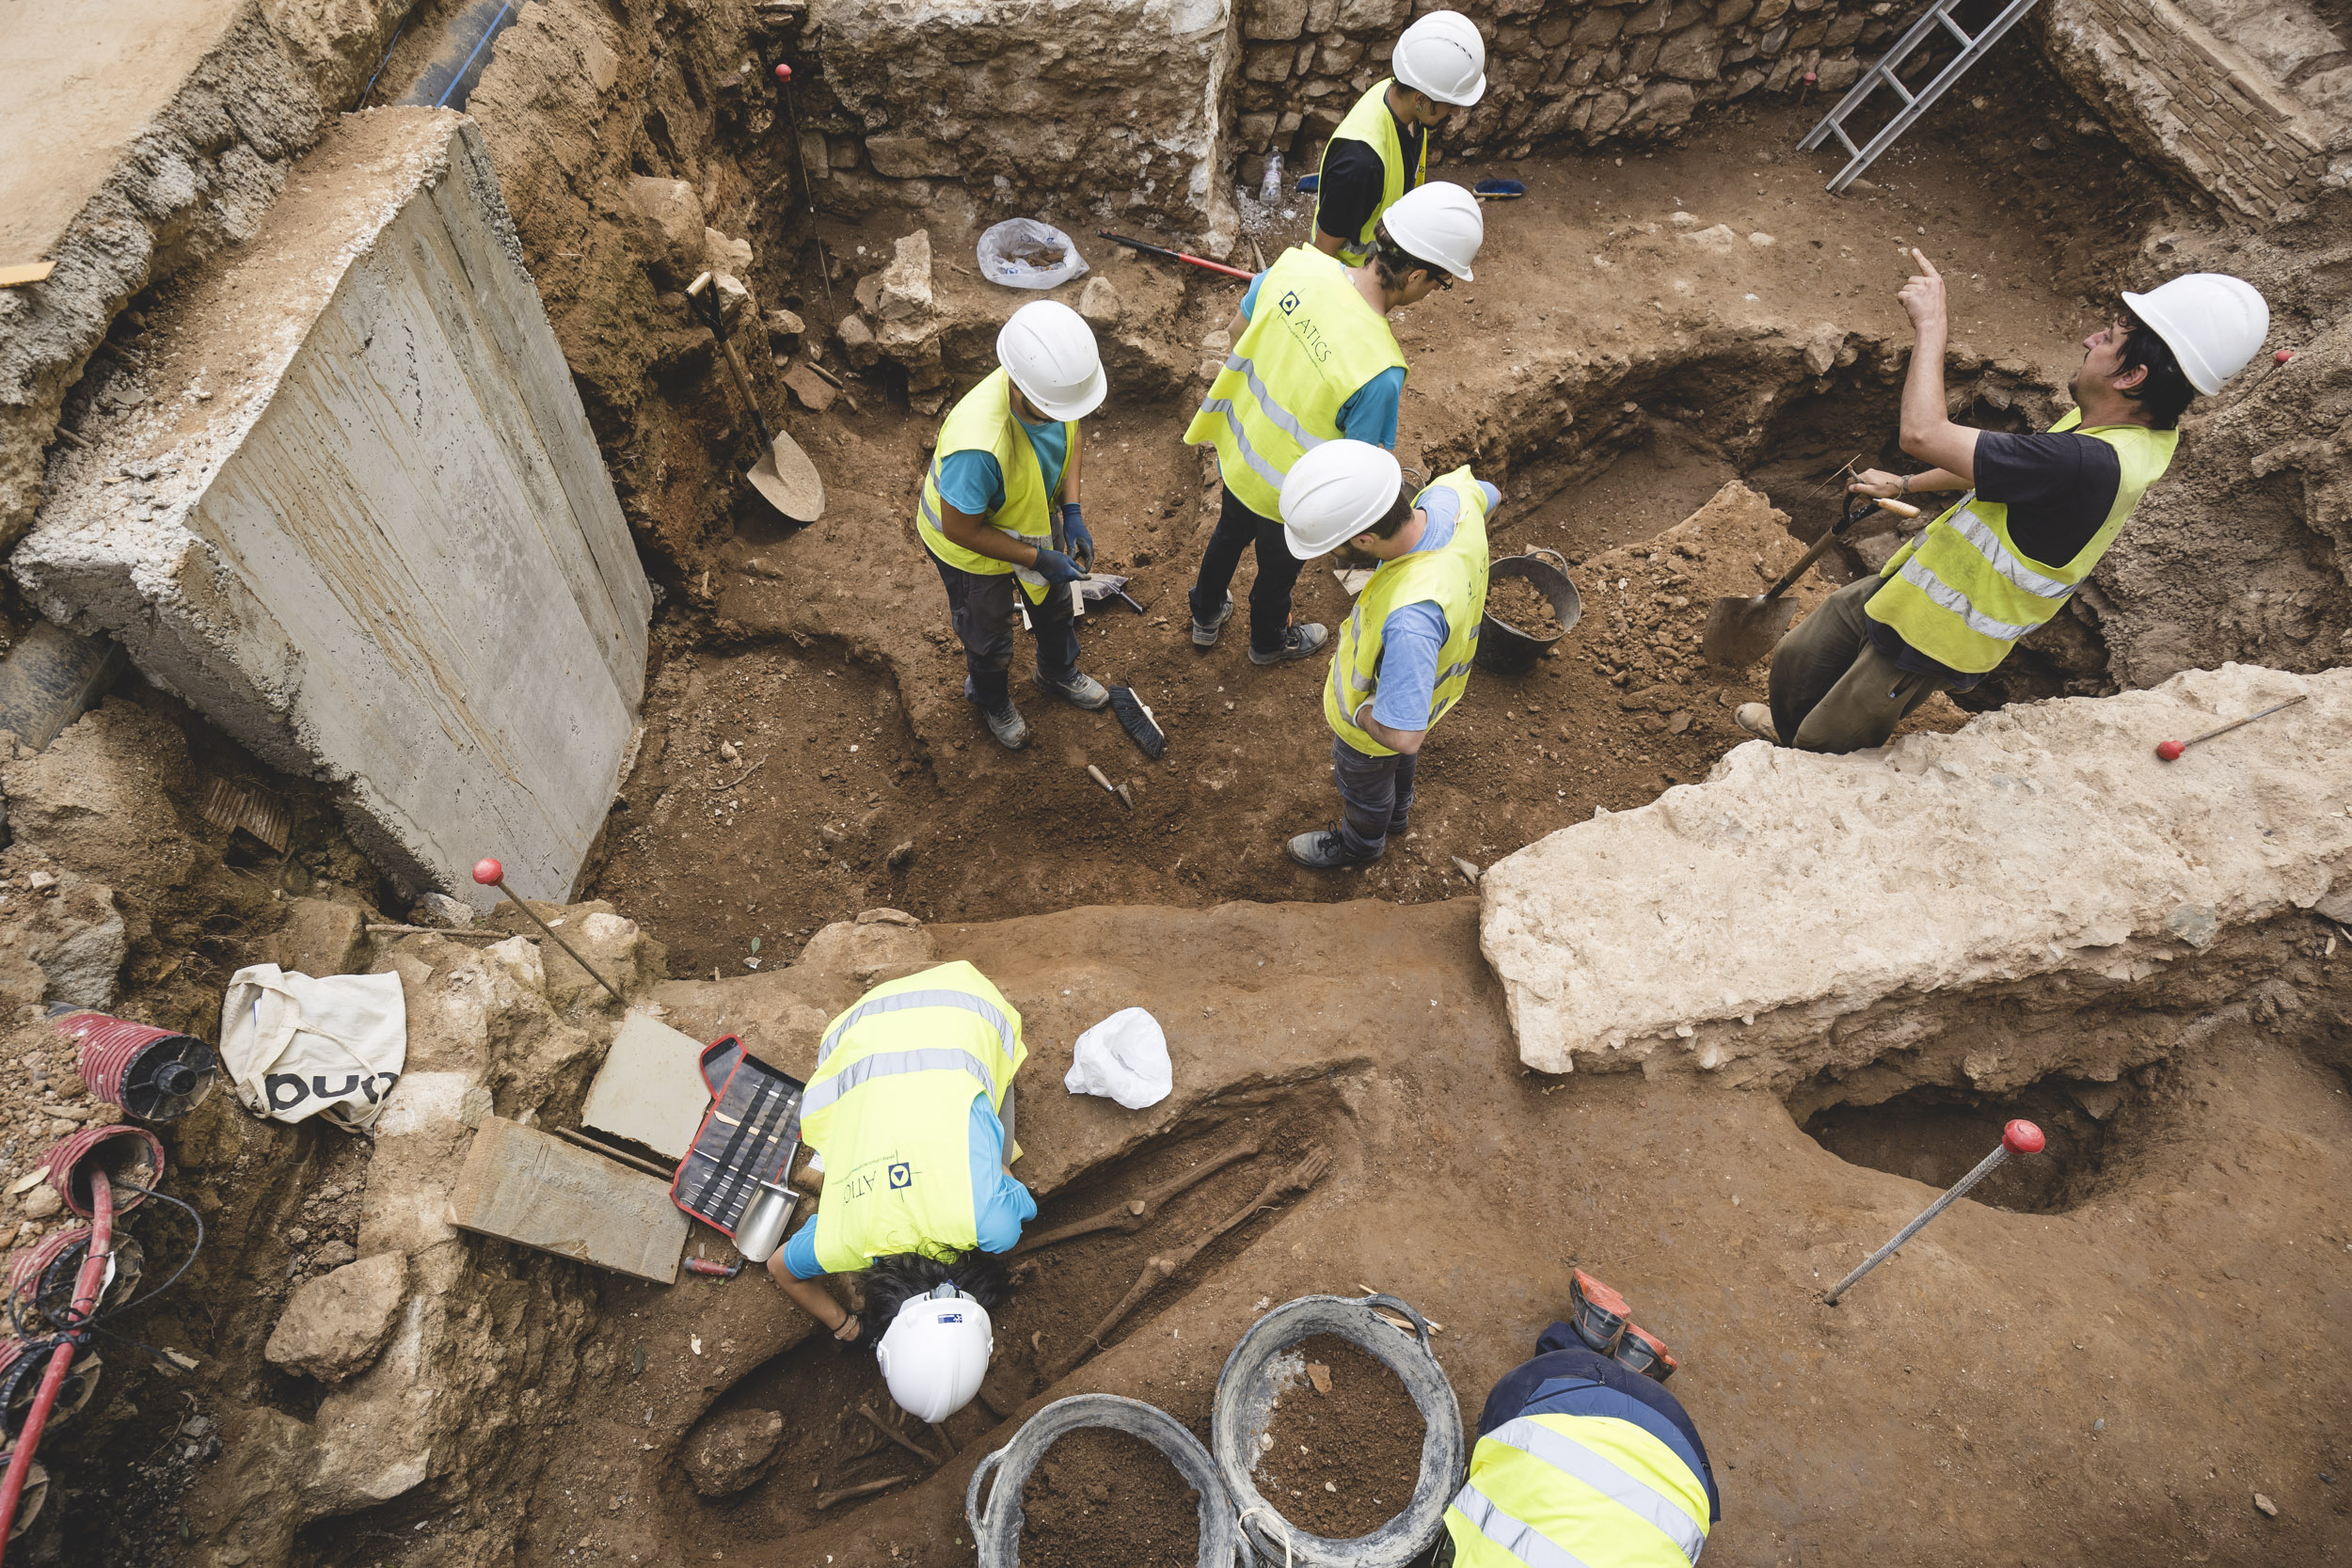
[
  {"xmin": 1486, "ymin": 574, "xmax": 1566, "ymax": 639},
  {"xmin": 1018, "ymin": 1425, "xmax": 1201, "ymax": 1568},
  {"xmin": 1252, "ymin": 1333, "xmax": 1427, "ymax": 1539}
]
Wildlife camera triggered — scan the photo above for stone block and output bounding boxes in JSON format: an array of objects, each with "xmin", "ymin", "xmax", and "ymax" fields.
[
  {"xmin": 15, "ymin": 112, "xmax": 648, "ymax": 914},
  {"xmin": 1625, "ymin": 0, "xmax": 1673, "ymax": 33},
  {"xmin": 836, "ymin": 311, "xmax": 882, "ymax": 371},
  {"xmin": 796, "ymin": 907, "xmax": 937, "ymax": 988},
  {"xmin": 1824, "ymin": 10, "xmax": 1866, "ymax": 44},
  {"xmin": 1570, "ymin": 8, "xmax": 1628, "ymax": 47},
  {"xmin": 685, "ymin": 1408, "xmax": 787, "ymax": 1496},
  {"xmin": 270, "ymin": 897, "xmax": 371, "ymax": 977},
  {"xmin": 876, "ymin": 230, "xmax": 935, "ymax": 323},
  {"xmin": 1815, "ymin": 55, "xmax": 1860, "ymax": 90},
  {"xmin": 1246, "ymin": 41, "xmax": 1297, "ymax": 80},
  {"xmin": 1239, "ymin": 111, "xmax": 1279, "ymax": 148},
  {"xmin": 0, "ymin": 856, "xmax": 124, "ymax": 1009},
  {"xmin": 1245, "ymin": 0, "xmax": 1311, "ymax": 39},
  {"xmin": 784, "ymin": 364, "xmax": 838, "ymax": 412},
  {"xmin": 1079, "ymin": 275, "xmax": 1124, "ymax": 326},
  {"xmin": 264, "ymin": 1252, "xmax": 406, "ymax": 1382},
  {"xmin": 1750, "ymin": 0, "xmax": 1792, "ymax": 24},
  {"xmin": 580, "ymin": 1008, "xmax": 713, "ymax": 1161},
  {"xmin": 445, "ymin": 1116, "xmax": 690, "ymax": 1282},
  {"xmin": 626, "ymin": 176, "xmax": 707, "ymax": 280},
  {"xmin": 865, "ymin": 135, "xmax": 963, "ymax": 179},
  {"xmin": 1659, "ymin": 24, "xmax": 1723, "ymax": 78},
  {"xmin": 1336, "ymin": 0, "xmax": 1408, "ymax": 26},
  {"xmin": 1626, "ymin": 35, "xmax": 1664, "ymax": 72},
  {"xmin": 704, "ymin": 226, "xmax": 754, "ymax": 276}
]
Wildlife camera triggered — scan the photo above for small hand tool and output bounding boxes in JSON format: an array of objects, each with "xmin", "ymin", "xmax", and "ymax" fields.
[
  {"xmin": 2154, "ymin": 693, "xmax": 2308, "ymax": 760},
  {"xmin": 1823, "ymin": 1120, "xmax": 2043, "ymax": 1305}
]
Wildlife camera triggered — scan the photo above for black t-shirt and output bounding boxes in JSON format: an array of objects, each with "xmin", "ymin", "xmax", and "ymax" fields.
[
  {"xmin": 1870, "ymin": 429, "xmax": 2125, "ymax": 684},
  {"xmin": 1314, "ymin": 103, "xmax": 1424, "ymax": 249}
]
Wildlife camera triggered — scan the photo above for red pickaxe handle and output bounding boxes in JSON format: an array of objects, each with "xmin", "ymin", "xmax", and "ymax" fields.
[{"xmin": 1097, "ymin": 230, "xmax": 1255, "ymax": 281}]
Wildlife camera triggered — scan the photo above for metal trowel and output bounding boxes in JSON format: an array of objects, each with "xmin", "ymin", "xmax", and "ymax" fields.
[
  {"xmin": 1702, "ymin": 492, "xmax": 1919, "ymax": 667},
  {"xmin": 686, "ymin": 272, "xmax": 826, "ymax": 522}
]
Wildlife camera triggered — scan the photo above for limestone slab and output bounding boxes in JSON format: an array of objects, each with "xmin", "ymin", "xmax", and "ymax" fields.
[
  {"xmin": 446, "ymin": 1115, "xmax": 688, "ymax": 1283},
  {"xmin": 580, "ymin": 1008, "xmax": 713, "ymax": 1162}
]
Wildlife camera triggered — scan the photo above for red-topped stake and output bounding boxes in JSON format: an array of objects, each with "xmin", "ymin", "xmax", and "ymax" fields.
[
  {"xmin": 1823, "ymin": 1119, "xmax": 2044, "ymax": 1306},
  {"xmin": 773, "ymin": 61, "xmax": 791, "ymax": 81},
  {"xmin": 2154, "ymin": 692, "xmax": 2309, "ymax": 762},
  {"xmin": 471, "ymin": 857, "xmax": 628, "ymax": 1006}
]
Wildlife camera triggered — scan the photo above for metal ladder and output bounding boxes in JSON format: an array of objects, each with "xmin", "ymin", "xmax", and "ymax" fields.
[{"xmin": 1798, "ymin": 0, "xmax": 2044, "ymax": 192}]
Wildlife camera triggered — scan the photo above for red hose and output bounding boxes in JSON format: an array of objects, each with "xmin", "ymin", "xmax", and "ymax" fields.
[{"xmin": 0, "ymin": 1170, "xmax": 115, "ymax": 1554}]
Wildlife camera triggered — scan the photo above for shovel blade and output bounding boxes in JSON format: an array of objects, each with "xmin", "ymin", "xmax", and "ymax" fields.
[
  {"xmin": 1703, "ymin": 594, "xmax": 1796, "ymax": 668},
  {"xmin": 747, "ymin": 431, "xmax": 827, "ymax": 521}
]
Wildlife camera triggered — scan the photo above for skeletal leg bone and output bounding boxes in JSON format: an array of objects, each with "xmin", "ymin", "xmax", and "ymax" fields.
[
  {"xmin": 1045, "ymin": 1146, "xmax": 1331, "ymax": 1382},
  {"xmin": 858, "ymin": 1402, "xmax": 946, "ymax": 1466},
  {"xmin": 814, "ymin": 1475, "xmax": 908, "ymax": 1511},
  {"xmin": 1016, "ymin": 1140, "xmax": 1264, "ymax": 1253}
]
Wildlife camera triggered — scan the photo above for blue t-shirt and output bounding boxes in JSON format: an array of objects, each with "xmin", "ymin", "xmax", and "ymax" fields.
[
  {"xmin": 1238, "ymin": 272, "xmax": 1404, "ymax": 449},
  {"xmin": 934, "ymin": 411, "xmax": 1069, "ymax": 520},
  {"xmin": 779, "ymin": 1095, "xmax": 1038, "ymax": 1280},
  {"xmin": 1366, "ymin": 480, "xmax": 1502, "ymax": 732}
]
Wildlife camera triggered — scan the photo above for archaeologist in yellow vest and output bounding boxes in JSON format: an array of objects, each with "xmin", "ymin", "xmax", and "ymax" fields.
[
  {"xmin": 918, "ymin": 299, "xmax": 1110, "ymax": 752},
  {"xmin": 1738, "ymin": 252, "xmax": 2270, "ymax": 753},
  {"xmin": 767, "ymin": 960, "xmax": 1035, "ymax": 1421},
  {"xmin": 1185, "ymin": 182, "xmax": 1486, "ymax": 666},
  {"xmin": 1274, "ymin": 439, "xmax": 1494, "ymax": 869},
  {"xmin": 1439, "ymin": 1301, "xmax": 1719, "ymax": 1566},
  {"xmin": 1311, "ymin": 10, "xmax": 1487, "ymax": 264}
]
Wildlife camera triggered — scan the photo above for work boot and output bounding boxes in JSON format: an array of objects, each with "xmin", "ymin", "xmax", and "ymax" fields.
[
  {"xmin": 1734, "ymin": 703, "xmax": 1779, "ymax": 743},
  {"xmin": 1248, "ymin": 624, "xmax": 1329, "ymax": 666},
  {"xmin": 1191, "ymin": 592, "xmax": 1235, "ymax": 647},
  {"xmin": 1285, "ymin": 827, "xmax": 1379, "ymax": 870},
  {"xmin": 1032, "ymin": 670, "xmax": 1111, "ymax": 711},
  {"xmin": 973, "ymin": 697, "xmax": 1028, "ymax": 750}
]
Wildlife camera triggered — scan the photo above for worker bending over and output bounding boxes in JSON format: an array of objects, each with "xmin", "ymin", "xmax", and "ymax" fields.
[
  {"xmin": 1277, "ymin": 440, "xmax": 1493, "ymax": 870},
  {"xmin": 768, "ymin": 960, "xmax": 1035, "ymax": 1422},
  {"xmin": 1185, "ymin": 182, "xmax": 1485, "ymax": 665},
  {"xmin": 1312, "ymin": 10, "xmax": 1487, "ymax": 263},
  {"xmin": 1440, "ymin": 1314, "xmax": 1720, "ymax": 1567},
  {"xmin": 918, "ymin": 300, "xmax": 1110, "ymax": 751},
  {"xmin": 1739, "ymin": 253, "xmax": 2268, "ymax": 752}
]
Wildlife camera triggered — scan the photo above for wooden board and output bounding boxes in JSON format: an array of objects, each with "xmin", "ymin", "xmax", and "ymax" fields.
[
  {"xmin": 0, "ymin": 263, "xmax": 55, "ymax": 288},
  {"xmin": 446, "ymin": 1117, "xmax": 689, "ymax": 1283},
  {"xmin": 580, "ymin": 1009, "xmax": 711, "ymax": 1162}
]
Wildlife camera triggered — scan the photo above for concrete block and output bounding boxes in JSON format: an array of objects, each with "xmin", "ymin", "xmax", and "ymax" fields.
[
  {"xmin": 446, "ymin": 1116, "xmax": 689, "ymax": 1283},
  {"xmin": 14, "ymin": 109, "xmax": 651, "ymax": 912},
  {"xmin": 580, "ymin": 1008, "xmax": 713, "ymax": 1161}
]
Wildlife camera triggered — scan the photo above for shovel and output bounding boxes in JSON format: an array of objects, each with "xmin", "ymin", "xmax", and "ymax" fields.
[
  {"xmin": 686, "ymin": 271, "xmax": 826, "ymax": 522},
  {"xmin": 1702, "ymin": 492, "xmax": 1919, "ymax": 667}
]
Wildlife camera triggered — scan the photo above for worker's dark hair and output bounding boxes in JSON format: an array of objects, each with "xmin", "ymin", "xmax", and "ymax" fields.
[
  {"xmin": 1370, "ymin": 220, "xmax": 1449, "ymax": 292},
  {"xmin": 2116, "ymin": 309, "xmax": 2198, "ymax": 429},
  {"xmin": 858, "ymin": 1250, "xmax": 1012, "ymax": 1345},
  {"xmin": 1362, "ymin": 472, "xmax": 1425, "ymax": 541}
]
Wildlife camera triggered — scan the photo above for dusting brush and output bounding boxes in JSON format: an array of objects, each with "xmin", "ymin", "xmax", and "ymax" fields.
[{"xmin": 1106, "ymin": 686, "xmax": 1166, "ymax": 759}]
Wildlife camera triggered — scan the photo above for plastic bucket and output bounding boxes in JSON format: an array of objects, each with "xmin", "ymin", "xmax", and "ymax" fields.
[
  {"xmin": 1477, "ymin": 548, "xmax": 1581, "ymax": 676},
  {"xmin": 966, "ymin": 1392, "xmax": 1243, "ymax": 1567},
  {"xmin": 1209, "ymin": 1293, "xmax": 1465, "ymax": 1568}
]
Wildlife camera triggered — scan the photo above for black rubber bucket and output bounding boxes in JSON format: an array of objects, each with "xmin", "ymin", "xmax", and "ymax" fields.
[
  {"xmin": 966, "ymin": 1392, "xmax": 1244, "ymax": 1567},
  {"xmin": 1477, "ymin": 547, "xmax": 1582, "ymax": 676}
]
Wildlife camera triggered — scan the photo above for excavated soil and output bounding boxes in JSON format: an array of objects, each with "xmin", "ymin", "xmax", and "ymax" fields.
[
  {"xmin": 1486, "ymin": 575, "xmax": 1567, "ymax": 641},
  {"xmin": 1253, "ymin": 1334, "xmax": 1426, "ymax": 1540},
  {"xmin": 1016, "ymin": 1427, "xmax": 1200, "ymax": 1568}
]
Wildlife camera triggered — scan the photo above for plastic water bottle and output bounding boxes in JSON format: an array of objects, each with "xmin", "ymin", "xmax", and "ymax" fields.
[{"xmin": 1261, "ymin": 150, "xmax": 1284, "ymax": 206}]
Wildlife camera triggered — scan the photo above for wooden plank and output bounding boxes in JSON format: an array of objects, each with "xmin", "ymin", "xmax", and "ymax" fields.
[
  {"xmin": 580, "ymin": 1009, "xmax": 711, "ymax": 1162},
  {"xmin": 0, "ymin": 262, "xmax": 54, "ymax": 288},
  {"xmin": 446, "ymin": 1116, "xmax": 689, "ymax": 1283}
]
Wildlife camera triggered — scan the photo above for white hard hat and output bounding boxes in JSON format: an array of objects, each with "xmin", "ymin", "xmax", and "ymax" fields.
[
  {"xmin": 996, "ymin": 299, "xmax": 1106, "ymax": 420},
  {"xmin": 2121, "ymin": 273, "xmax": 2269, "ymax": 396},
  {"xmin": 1279, "ymin": 439, "xmax": 1403, "ymax": 560},
  {"xmin": 1392, "ymin": 10, "xmax": 1487, "ymax": 107},
  {"xmin": 874, "ymin": 1286, "xmax": 993, "ymax": 1423},
  {"xmin": 1381, "ymin": 182, "xmax": 1484, "ymax": 281}
]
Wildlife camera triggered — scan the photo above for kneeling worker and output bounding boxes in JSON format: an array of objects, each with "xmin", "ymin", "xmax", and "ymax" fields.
[
  {"xmin": 767, "ymin": 960, "xmax": 1035, "ymax": 1422},
  {"xmin": 1312, "ymin": 9, "xmax": 1488, "ymax": 263},
  {"xmin": 1185, "ymin": 182, "xmax": 1485, "ymax": 666},
  {"xmin": 918, "ymin": 299, "xmax": 1110, "ymax": 751},
  {"xmin": 1277, "ymin": 439, "xmax": 1495, "ymax": 870},
  {"xmin": 1740, "ymin": 251, "xmax": 2268, "ymax": 752}
]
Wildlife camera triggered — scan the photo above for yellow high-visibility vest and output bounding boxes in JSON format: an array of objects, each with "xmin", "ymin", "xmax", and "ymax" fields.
[
  {"xmin": 1183, "ymin": 245, "xmax": 1407, "ymax": 518},
  {"xmin": 800, "ymin": 961, "xmax": 1027, "ymax": 1275},
  {"xmin": 915, "ymin": 369, "xmax": 1068, "ymax": 607},
  {"xmin": 1324, "ymin": 467, "xmax": 1489, "ymax": 756},
  {"xmin": 1866, "ymin": 410, "xmax": 2177, "ymax": 673},
  {"xmin": 1445, "ymin": 1413, "xmax": 1712, "ymax": 1568},
  {"xmin": 1318, "ymin": 79, "xmax": 1426, "ymax": 264}
]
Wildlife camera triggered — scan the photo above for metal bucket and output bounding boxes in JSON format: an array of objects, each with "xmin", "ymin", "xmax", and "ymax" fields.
[{"xmin": 1477, "ymin": 548, "xmax": 1581, "ymax": 676}]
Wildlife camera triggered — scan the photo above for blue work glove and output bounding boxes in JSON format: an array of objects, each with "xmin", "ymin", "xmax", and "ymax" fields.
[
  {"xmin": 1061, "ymin": 502, "xmax": 1094, "ymax": 574},
  {"xmin": 1030, "ymin": 546, "xmax": 1085, "ymax": 586}
]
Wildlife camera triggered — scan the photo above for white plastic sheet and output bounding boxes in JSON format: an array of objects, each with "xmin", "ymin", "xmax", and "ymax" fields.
[
  {"xmin": 977, "ymin": 218, "xmax": 1089, "ymax": 290},
  {"xmin": 1064, "ymin": 1006, "xmax": 1171, "ymax": 1110}
]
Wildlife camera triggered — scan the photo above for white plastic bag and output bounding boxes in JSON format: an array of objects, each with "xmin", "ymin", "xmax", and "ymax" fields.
[
  {"xmin": 1064, "ymin": 1007, "xmax": 1171, "ymax": 1110},
  {"xmin": 219, "ymin": 964, "xmax": 407, "ymax": 1131},
  {"xmin": 977, "ymin": 219, "xmax": 1089, "ymax": 291}
]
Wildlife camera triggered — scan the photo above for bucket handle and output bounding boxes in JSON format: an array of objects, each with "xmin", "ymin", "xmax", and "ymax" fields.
[
  {"xmin": 1518, "ymin": 546, "xmax": 1571, "ymax": 576},
  {"xmin": 1359, "ymin": 1291, "xmax": 1435, "ymax": 1354},
  {"xmin": 964, "ymin": 1444, "xmax": 1009, "ymax": 1541}
]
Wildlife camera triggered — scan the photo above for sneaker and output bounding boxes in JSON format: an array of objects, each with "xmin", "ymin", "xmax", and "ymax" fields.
[
  {"xmin": 1248, "ymin": 623, "xmax": 1329, "ymax": 666},
  {"xmin": 973, "ymin": 698, "xmax": 1027, "ymax": 750},
  {"xmin": 1190, "ymin": 592, "xmax": 1235, "ymax": 647},
  {"xmin": 1032, "ymin": 671, "xmax": 1110, "ymax": 710},
  {"xmin": 1285, "ymin": 827, "xmax": 1379, "ymax": 870},
  {"xmin": 1734, "ymin": 703, "xmax": 1779, "ymax": 743}
]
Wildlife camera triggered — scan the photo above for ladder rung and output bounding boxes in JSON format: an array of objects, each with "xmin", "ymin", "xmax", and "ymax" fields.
[
  {"xmin": 1888, "ymin": 75, "xmax": 1917, "ymax": 105},
  {"xmin": 1937, "ymin": 12, "xmax": 1975, "ymax": 45},
  {"xmin": 1834, "ymin": 122, "xmax": 1859, "ymax": 154}
]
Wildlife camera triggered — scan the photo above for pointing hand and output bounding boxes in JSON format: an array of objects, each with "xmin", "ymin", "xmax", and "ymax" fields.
[{"xmin": 1898, "ymin": 248, "xmax": 1947, "ymax": 334}]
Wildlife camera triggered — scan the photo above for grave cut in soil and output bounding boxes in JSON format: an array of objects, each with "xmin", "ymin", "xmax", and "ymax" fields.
[
  {"xmin": 1253, "ymin": 1333, "xmax": 1426, "ymax": 1539},
  {"xmin": 1017, "ymin": 1425, "xmax": 1200, "ymax": 1568},
  {"xmin": 1800, "ymin": 1078, "xmax": 2137, "ymax": 1213},
  {"xmin": 1487, "ymin": 574, "xmax": 1567, "ymax": 639}
]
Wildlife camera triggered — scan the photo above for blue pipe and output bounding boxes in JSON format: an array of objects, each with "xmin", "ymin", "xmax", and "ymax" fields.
[{"xmin": 395, "ymin": 0, "xmax": 519, "ymax": 112}]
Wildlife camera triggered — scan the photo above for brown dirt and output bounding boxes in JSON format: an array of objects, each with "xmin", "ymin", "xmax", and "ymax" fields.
[
  {"xmin": 1253, "ymin": 1333, "xmax": 1427, "ymax": 1540},
  {"xmin": 1016, "ymin": 1426, "xmax": 1200, "ymax": 1568},
  {"xmin": 1486, "ymin": 574, "xmax": 1567, "ymax": 641}
]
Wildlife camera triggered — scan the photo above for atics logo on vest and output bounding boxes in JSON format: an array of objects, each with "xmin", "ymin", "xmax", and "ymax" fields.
[
  {"xmin": 1278, "ymin": 291, "xmax": 1336, "ymax": 367},
  {"xmin": 889, "ymin": 1162, "xmax": 913, "ymax": 1189}
]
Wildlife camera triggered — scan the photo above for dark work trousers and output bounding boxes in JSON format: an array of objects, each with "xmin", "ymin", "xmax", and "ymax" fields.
[
  {"xmin": 1768, "ymin": 575, "xmax": 1953, "ymax": 754},
  {"xmin": 1189, "ymin": 485, "xmax": 1307, "ymax": 657},
  {"xmin": 1332, "ymin": 735, "xmax": 1416, "ymax": 860},
  {"xmin": 930, "ymin": 553, "xmax": 1078, "ymax": 711}
]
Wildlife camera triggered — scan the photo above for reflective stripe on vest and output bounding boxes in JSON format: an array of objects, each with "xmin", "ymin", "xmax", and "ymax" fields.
[
  {"xmin": 1444, "ymin": 1414, "xmax": 1710, "ymax": 1568},
  {"xmin": 1182, "ymin": 245, "xmax": 1407, "ymax": 518},
  {"xmin": 915, "ymin": 368, "xmax": 1067, "ymax": 607},
  {"xmin": 800, "ymin": 961, "xmax": 1027, "ymax": 1275},
  {"xmin": 1324, "ymin": 467, "xmax": 1490, "ymax": 756},
  {"xmin": 1319, "ymin": 79, "xmax": 1427, "ymax": 264},
  {"xmin": 1865, "ymin": 412, "xmax": 2178, "ymax": 673}
]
